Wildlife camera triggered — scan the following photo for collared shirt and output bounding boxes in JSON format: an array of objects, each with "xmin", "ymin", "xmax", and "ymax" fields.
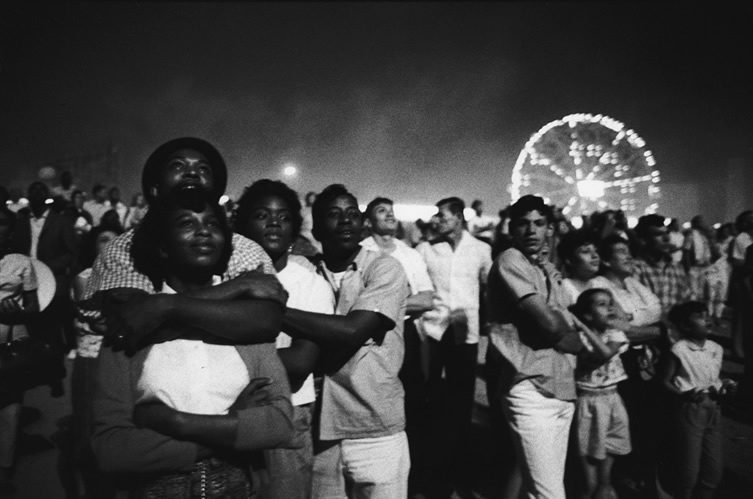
[
  {"xmin": 632, "ymin": 256, "xmax": 691, "ymax": 314},
  {"xmin": 83, "ymin": 199, "xmax": 111, "ymax": 227},
  {"xmin": 29, "ymin": 209, "xmax": 49, "ymax": 260},
  {"xmin": 360, "ymin": 236, "xmax": 433, "ymax": 295},
  {"xmin": 315, "ymin": 248, "xmax": 409, "ymax": 440},
  {"xmin": 416, "ymin": 230, "xmax": 492, "ymax": 344},
  {"xmin": 487, "ymin": 247, "xmax": 578, "ymax": 401},
  {"xmin": 275, "ymin": 255, "xmax": 335, "ymax": 406},
  {"xmin": 671, "ymin": 338, "xmax": 723, "ymax": 393}
]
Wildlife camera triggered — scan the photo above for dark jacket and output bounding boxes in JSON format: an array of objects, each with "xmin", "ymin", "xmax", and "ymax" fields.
[{"xmin": 12, "ymin": 208, "xmax": 78, "ymax": 296}]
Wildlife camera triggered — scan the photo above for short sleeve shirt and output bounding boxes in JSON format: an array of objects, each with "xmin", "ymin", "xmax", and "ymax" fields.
[
  {"xmin": 575, "ymin": 329, "xmax": 629, "ymax": 389},
  {"xmin": 360, "ymin": 237, "xmax": 433, "ymax": 296},
  {"xmin": 316, "ymin": 249, "xmax": 409, "ymax": 440},
  {"xmin": 671, "ymin": 338, "xmax": 723, "ymax": 393},
  {"xmin": 487, "ymin": 247, "xmax": 577, "ymax": 400},
  {"xmin": 275, "ymin": 255, "xmax": 335, "ymax": 406}
]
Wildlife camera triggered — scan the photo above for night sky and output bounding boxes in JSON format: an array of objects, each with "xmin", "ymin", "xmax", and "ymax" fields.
[{"xmin": 1, "ymin": 2, "xmax": 752, "ymax": 216}]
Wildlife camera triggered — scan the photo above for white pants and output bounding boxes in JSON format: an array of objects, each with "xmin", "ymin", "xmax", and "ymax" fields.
[
  {"xmin": 312, "ymin": 431, "xmax": 410, "ymax": 499},
  {"xmin": 503, "ymin": 380, "xmax": 574, "ymax": 499}
]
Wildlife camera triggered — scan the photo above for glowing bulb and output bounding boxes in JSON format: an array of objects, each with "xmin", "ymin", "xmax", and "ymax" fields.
[
  {"xmin": 577, "ymin": 180, "xmax": 606, "ymax": 199},
  {"xmin": 282, "ymin": 164, "xmax": 298, "ymax": 177}
]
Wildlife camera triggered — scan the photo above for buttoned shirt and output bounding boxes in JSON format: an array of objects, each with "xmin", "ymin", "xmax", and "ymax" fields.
[
  {"xmin": 632, "ymin": 255, "xmax": 691, "ymax": 314},
  {"xmin": 576, "ymin": 328, "xmax": 629, "ymax": 389},
  {"xmin": 487, "ymin": 247, "xmax": 578, "ymax": 401},
  {"xmin": 671, "ymin": 338, "xmax": 723, "ymax": 393},
  {"xmin": 29, "ymin": 209, "xmax": 49, "ymax": 260},
  {"xmin": 360, "ymin": 236, "xmax": 433, "ymax": 295},
  {"xmin": 315, "ymin": 248, "xmax": 409, "ymax": 440},
  {"xmin": 416, "ymin": 231, "xmax": 492, "ymax": 344}
]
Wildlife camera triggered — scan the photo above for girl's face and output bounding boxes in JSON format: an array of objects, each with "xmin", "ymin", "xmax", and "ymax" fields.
[
  {"xmin": 95, "ymin": 230, "xmax": 119, "ymax": 257},
  {"xmin": 244, "ymin": 195, "xmax": 296, "ymax": 259},
  {"xmin": 585, "ymin": 291, "xmax": 616, "ymax": 330},
  {"xmin": 163, "ymin": 205, "xmax": 225, "ymax": 271}
]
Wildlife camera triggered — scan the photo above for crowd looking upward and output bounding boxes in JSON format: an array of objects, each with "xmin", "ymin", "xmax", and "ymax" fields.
[{"xmin": 1, "ymin": 139, "xmax": 752, "ymax": 499}]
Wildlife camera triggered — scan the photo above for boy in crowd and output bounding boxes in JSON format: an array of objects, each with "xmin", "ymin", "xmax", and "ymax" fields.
[{"xmin": 660, "ymin": 301, "xmax": 737, "ymax": 499}]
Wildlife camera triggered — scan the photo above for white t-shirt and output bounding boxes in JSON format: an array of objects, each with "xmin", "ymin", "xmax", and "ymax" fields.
[
  {"xmin": 275, "ymin": 255, "xmax": 335, "ymax": 406},
  {"xmin": 136, "ymin": 278, "xmax": 250, "ymax": 415}
]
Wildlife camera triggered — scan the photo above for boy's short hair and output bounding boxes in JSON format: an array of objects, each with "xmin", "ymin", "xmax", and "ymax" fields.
[
  {"xmin": 364, "ymin": 197, "xmax": 393, "ymax": 220},
  {"xmin": 311, "ymin": 184, "xmax": 359, "ymax": 241},
  {"xmin": 557, "ymin": 229, "xmax": 596, "ymax": 263},
  {"xmin": 570, "ymin": 288, "xmax": 611, "ymax": 320},
  {"xmin": 668, "ymin": 301, "xmax": 707, "ymax": 330},
  {"xmin": 508, "ymin": 195, "xmax": 551, "ymax": 224},
  {"xmin": 436, "ymin": 197, "xmax": 466, "ymax": 220},
  {"xmin": 634, "ymin": 214, "xmax": 666, "ymax": 240}
]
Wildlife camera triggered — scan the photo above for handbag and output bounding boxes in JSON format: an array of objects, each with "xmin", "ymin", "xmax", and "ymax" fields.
[{"xmin": 0, "ymin": 323, "xmax": 64, "ymax": 392}]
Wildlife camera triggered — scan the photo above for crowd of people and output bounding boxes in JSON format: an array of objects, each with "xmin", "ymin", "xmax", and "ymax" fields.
[{"xmin": 1, "ymin": 136, "xmax": 752, "ymax": 499}]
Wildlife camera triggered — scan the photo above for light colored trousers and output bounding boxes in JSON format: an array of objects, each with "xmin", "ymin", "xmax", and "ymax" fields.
[
  {"xmin": 312, "ymin": 431, "xmax": 410, "ymax": 499},
  {"xmin": 503, "ymin": 380, "xmax": 575, "ymax": 499}
]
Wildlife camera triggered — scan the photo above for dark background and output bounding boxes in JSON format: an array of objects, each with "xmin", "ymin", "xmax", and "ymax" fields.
[{"xmin": 1, "ymin": 2, "xmax": 751, "ymax": 217}]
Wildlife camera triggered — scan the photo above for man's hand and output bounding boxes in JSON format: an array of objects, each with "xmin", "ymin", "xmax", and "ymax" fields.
[
  {"xmin": 0, "ymin": 293, "xmax": 23, "ymax": 317},
  {"xmin": 133, "ymin": 400, "xmax": 181, "ymax": 437},
  {"xmin": 231, "ymin": 377, "xmax": 274, "ymax": 411},
  {"xmin": 227, "ymin": 266, "xmax": 288, "ymax": 307},
  {"xmin": 103, "ymin": 290, "xmax": 170, "ymax": 353}
]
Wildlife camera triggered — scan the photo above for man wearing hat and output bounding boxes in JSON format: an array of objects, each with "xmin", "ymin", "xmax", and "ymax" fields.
[{"xmin": 79, "ymin": 137, "xmax": 288, "ymax": 352}]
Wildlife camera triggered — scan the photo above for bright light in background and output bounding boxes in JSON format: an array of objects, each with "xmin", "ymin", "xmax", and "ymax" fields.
[
  {"xmin": 219, "ymin": 195, "xmax": 230, "ymax": 206},
  {"xmin": 682, "ymin": 222, "xmax": 691, "ymax": 230},
  {"xmin": 359, "ymin": 203, "xmax": 439, "ymax": 222},
  {"xmin": 282, "ymin": 163, "xmax": 298, "ymax": 177},
  {"xmin": 570, "ymin": 216, "xmax": 583, "ymax": 229},
  {"xmin": 627, "ymin": 216, "xmax": 638, "ymax": 228},
  {"xmin": 713, "ymin": 223, "xmax": 721, "ymax": 229},
  {"xmin": 44, "ymin": 198, "xmax": 53, "ymax": 205},
  {"xmin": 576, "ymin": 180, "xmax": 606, "ymax": 199}
]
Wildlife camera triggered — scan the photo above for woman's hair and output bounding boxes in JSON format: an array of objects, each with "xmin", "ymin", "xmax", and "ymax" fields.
[
  {"xmin": 556, "ymin": 229, "xmax": 596, "ymax": 264},
  {"xmin": 79, "ymin": 224, "xmax": 124, "ymax": 270},
  {"xmin": 131, "ymin": 198, "xmax": 232, "ymax": 290},
  {"xmin": 234, "ymin": 179, "xmax": 303, "ymax": 236}
]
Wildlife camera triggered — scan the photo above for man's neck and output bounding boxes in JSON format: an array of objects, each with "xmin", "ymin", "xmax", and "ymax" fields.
[
  {"xmin": 31, "ymin": 206, "xmax": 47, "ymax": 218},
  {"xmin": 687, "ymin": 336, "xmax": 706, "ymax": 348},
  {"xmin": 445, "ymin": 228, "xmax": 464, "ymax": 250},
  {"xmin": 371, "ymin": 233, "xmax": 397, "ymax": 253},
  {"xmin": 323, "ymin": 246, "xmax": 361, "ymax": 273}
]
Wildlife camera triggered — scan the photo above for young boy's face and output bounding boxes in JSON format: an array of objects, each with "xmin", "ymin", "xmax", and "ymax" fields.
[
  {"xmin": 683, "ymin": 311, "xmax": 712, "ymax": 341},
  {"xmin": 585, "ymin": 291, "xmax": 616, "ymax": 331}
]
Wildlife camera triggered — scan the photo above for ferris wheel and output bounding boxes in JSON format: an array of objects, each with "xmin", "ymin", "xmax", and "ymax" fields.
[{"xmin": 511, "ymin": 113, "xmax": 661, "ymax": 219}]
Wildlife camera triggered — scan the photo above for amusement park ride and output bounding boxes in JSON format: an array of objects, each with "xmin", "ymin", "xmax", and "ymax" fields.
[{"xmin": 511, "ymin": 113, "xmax": 660, "ymax": 224}]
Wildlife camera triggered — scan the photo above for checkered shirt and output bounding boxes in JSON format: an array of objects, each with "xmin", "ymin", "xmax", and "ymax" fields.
[
  {"xmin": 79, "ymin": 229, "xmax": 274, "ymax": 319},
  {"xmin": 632, "ymin": 256, "xmax": 691, "ymax": 313}
]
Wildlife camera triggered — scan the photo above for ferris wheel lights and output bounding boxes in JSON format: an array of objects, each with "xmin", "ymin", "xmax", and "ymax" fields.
[{"xmin": 577, "ymin": 180, "xmax": 607, "ymax": 199}]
